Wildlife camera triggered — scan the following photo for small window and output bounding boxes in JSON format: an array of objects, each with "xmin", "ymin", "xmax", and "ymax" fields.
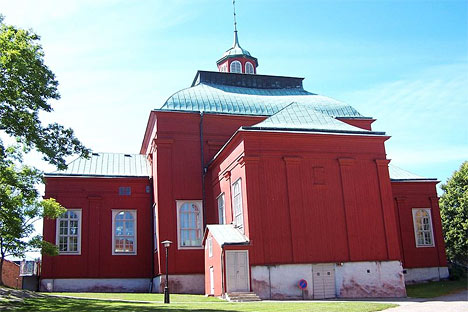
[
  {"xmin": 112, "ymin": 210, "xmax": 137, "ymax": 254},
  {"xmin": 119, "ymin": 187, "xmax": 131, "ymax": 196},
  {"xmin": 412, "ymin": 208, "xmax": 434, "ymax": 247},
  {"xmin": 232, "ymin": 179, "xmax": 244, "ymax": 233},
  {"xmin": 177, "ymin": 200, "xmax": 203, "ymax": 248},
  {"xmin": 230, "ymin": 61, "xmax": 242, "ymax": 73},
  {"xmin": 217, "ymin": 193, "xmax": 225, "ymax": 224},
  {"xmin": 245, "ymin": 62, "xmax": 254, "ymax": 74},
  {"xmin": 56, "ymin": 210, "xmax": 82, "ymax": 254},
  {"xmin": 208, "ymin": 237, "xmax": 213, "ymax": 258}
]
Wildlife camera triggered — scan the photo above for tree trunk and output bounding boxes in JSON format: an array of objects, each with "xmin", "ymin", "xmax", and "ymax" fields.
[{"xmin": 0, "ymin": 237, "xmax": 5, "ymax": 286}]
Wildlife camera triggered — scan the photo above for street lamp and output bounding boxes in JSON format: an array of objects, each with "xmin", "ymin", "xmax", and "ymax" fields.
[{"xmin": 161, "ymin": 240, "xmax": 172, "ymax": 304}]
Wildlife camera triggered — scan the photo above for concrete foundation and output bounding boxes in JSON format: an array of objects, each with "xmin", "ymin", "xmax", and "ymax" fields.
[
  {"xmin": 154, "ymin": 274, "xmax": 204, "ymax": 294},
  {"xmin": 251, "ymin": 260, "xmax": 406, "ymax": 299},
  {"xmin": 40, "ymin": 278, "xmax": 152, "ymax": 292},
  {"xmin": 404, "ymin": 267, "xmax": 449, "ymax": 284},
  {"xmin": 336, "ymin": 261, "xmax": 406, "ymax": 297}
]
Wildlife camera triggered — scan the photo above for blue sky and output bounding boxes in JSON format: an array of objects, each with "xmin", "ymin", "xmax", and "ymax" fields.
[{"xmin": 1, "ymin": 0, "xmax": 467, "ymax": 187}]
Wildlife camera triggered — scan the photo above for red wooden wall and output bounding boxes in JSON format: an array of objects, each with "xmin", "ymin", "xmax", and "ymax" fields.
[
  {"xmin": 392, "ymin": 181, "xmax": 447, "ymax": 268},
  {"xmin": 210, "ymin": 130, "xmax": 402, "ymax": 266},
  {"xmin": 42, "ymin": 177, "xmax": 152, "ymax": 279}
]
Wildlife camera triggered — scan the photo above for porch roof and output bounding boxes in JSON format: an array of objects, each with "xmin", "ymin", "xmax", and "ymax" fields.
[{"xmin": 204, "ymin": 224, "xmax": 249, "ymax": 247}]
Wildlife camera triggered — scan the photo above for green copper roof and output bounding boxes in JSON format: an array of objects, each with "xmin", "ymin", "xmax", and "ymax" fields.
[
  {"xmin": 388, "ymin": 164, "xmax": 437, "ymax": 182},
  {"xmin": 46, "ymin": 153, "xmax": 150, "ymax": 178},
  {"xmin": 247, "ymin": 102, "xmax": 379, "ymax": 134},
  {"xmin": 160, "ymin": 71, "xmax": 365, "ymax": 118}
]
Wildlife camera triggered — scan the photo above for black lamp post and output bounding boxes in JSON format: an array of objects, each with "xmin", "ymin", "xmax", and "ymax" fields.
[{"xmin": 161, "ymin": 240, "xmax": 172, "ymax": 304}]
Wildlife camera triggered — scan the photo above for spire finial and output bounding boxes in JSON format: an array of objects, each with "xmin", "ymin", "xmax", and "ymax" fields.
[{"xmin": 233, "ymin": 0, "xmax": 237, "ymax": 32}]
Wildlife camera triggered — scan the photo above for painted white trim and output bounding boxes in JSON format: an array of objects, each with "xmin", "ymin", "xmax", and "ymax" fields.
[
  {"xmin": 412, "ymin": 208, "xmax": 435, "ymax": 248},
  {"xmin": 245, "ymin": 62, "xmax": 254, "ymax": 74},
  {"xmin": 225, "ymin": 250, "xmax": 250, "ymax": 292},
  {"xmin": 112, "ymin": 209, "xmax": 137, "ymax": 255},
  {"xmin": 176, "ymin": 200, "xmax": 204, "ymax": 250},
  {"xmin": 56, "ymin": 209, "xmax": 82, "ymax": 255}
]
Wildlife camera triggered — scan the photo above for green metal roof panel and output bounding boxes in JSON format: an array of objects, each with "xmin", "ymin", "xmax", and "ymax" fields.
[
  {"xmin": 161, "ymin": 82, "xmax": 364, "ymax": 118},
  {"xmin": 46, "ymin": 152, "xmax": 150, "ymax": 177},
  {"xmin": 250, "ymin": 102, "xmax": 368, "ymax": 133},
  {"xmin": 388, "ymin": 164, "xmax": 437, "ymax": 181}
]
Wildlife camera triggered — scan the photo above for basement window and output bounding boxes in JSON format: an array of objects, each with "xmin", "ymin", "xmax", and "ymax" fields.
[
  {"xmin": 56, "ymin": 209, "xmax": 82, "ymax": 254},
  {"xmin": 112, "ymin": 210, "xmax": 137, "ymax": 255},
  {"xmin": 412, "ymin": 208, "xmax": 435, "ymax": 247},
  {"xmin": 177, "ymin": 200, "xmax": 203, "ymax": 249}
]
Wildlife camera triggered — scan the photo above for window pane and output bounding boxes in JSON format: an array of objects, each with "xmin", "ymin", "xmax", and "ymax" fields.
[
  {"xmin": 115, "ymin": 221, "xmax": 124, "ymax": 235},
  {"xmin": 115, "ymin": 238, "xmax": 124, "ymax": 252},
  {"xmin": 125, "ymin": 238, "xmax": 134, "ymax": 252},
  {"xmin": 125, "ymin": 221, "xmax": 134, "ymax": 235},
  {"xmin": 116, "ymin": 212, "xmax": 125, "ymax": 220},
  {"xmin": 70, "ymin": 221, "xmax": 78, "ymax": 235}
]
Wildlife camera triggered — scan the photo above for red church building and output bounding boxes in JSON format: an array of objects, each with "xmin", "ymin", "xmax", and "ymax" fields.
[{"xmin": 40, "ymin": 26, "xmax": 448, "ymax": 299}]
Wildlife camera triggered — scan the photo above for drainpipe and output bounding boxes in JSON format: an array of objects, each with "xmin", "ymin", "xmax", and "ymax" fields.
[
  {"xmin": 150, "ymin": 196, "xmax": 155, "ymax": 293},
  {"xmin": 268, "ymin": 265, "xmax": 272, "ymax": 299},
  {"xmin": 200, "ymin": 112, "xmax": 206, "ymax": 227}
]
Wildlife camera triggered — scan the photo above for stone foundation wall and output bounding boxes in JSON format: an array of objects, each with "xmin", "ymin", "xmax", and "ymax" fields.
[
  {"xmin": 404, "ymin": 267, "xmax": 449, "ymax": 284},
  {"xmin": 39, "ymin": 278, "xmax": 151, "ymax": 292}
]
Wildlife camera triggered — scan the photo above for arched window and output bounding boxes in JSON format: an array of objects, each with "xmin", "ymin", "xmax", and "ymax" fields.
[
  {"xmin": 245, "ymin": 62, "xmax": 254, "ymax": 74},
  {"xmin": 113, "ymin": 210, "xmax": 137, "ymax": 254},
  {"xmin": 178, "ymin": 201, "xmax": 203, "ymax": 248},
  {"xmin": 230, "ymin": 61, "xmax": 242, "ymax": 73},
  {"xmin": 412, "ymin": 208, "xmax": 434, "ymax": 247}
]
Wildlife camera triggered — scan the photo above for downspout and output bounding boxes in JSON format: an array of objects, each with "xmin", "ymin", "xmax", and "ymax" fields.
[
  {"xmin": 200, "ymin": 112, "xmax": 206, "ymax": 226},
  {"xmin": 150, "ymin": 195, "xmax": 155, "ymax": 293}
]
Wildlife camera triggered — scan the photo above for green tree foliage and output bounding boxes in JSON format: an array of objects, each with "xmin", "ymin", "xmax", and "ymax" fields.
[
  {"xmin": 0, "ymin": 146, "xmax": 66, "ymax": 285},
  {"xmin": 440, "ymin": 161, "xmax": 468, "ymax": 266},
  {"xmin": 0, "ymin": 15, "xmax": 89, "ymax": 285},
  {"xmin": 0, "ymin": 15, "xmax": 88, "ymax": 169}
]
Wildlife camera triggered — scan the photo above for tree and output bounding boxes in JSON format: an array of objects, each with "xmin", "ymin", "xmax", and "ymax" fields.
[
  {"xmin": 0, "ymin": 146, "xmax": 66, "ymax": 285},
  {"xmin": 0, "ymin": 15, "xmax": 88, "ymax": 169},
  {"xmin": 440, "ymin": 161, "xmax": 468, "ymax": 266},
  {"xmin": 0, "ymin": 16, "xmax": 89, "ymax": 285}
]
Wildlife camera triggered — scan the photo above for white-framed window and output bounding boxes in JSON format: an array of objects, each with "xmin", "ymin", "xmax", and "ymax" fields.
[
  {"xmin": 217, "ymin": 193, "xmax": 225, "ymax": 224},
  {"xmin": 219, "ymin": 63, "xmax": 228, "ymax": 72},
  {"xmin": 177, "ymin": 200, "xmax": 203, "ymax": 249},
  {"xmin": 232, "ymin": 179, "xmax": 244, "ymax": 233},
  {"xmin": 245, "ymin": 62, "xmax": 254, "ymax": 74},
  {"xmin": 230, "ymin": 60, "xmax": 242, "ymax": 73},
  {"xmin": 112, "ymin": 210, "xmax": 137, "ymax": 255},
  {"xmin": 56, "ymin": 209, "xmax": 82, "ymax": 254},
  {"xmin": 412, "ymin": 208, "xmax": 435, "ymax": 247},
  {"xmin": 208, "ymin": 236, "xmax": 213, "ymax": 257}
]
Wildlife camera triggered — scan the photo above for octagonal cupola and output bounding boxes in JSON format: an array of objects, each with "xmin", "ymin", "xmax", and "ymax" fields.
[{"xmin": 216, "ymin": 1, "xmax": 258, "ymax": 74}]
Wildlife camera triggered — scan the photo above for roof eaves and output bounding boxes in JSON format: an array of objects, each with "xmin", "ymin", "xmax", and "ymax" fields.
[
  {"xmin": 390, "ymin": 178, "xmax": 439, "ymax": 182},
  {"xmin": 242, "ymin": 126, "xmax": 386, "ymax": 136},
  {"xmin": 44, "ymin": 174, "xmax": 150, "ymax": 179}
]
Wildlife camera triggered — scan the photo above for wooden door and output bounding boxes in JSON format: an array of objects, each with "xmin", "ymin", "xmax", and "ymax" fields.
[
  {"xmin": 312, "ymin": 264, "xmax": 336, "ymax": 299},
  {"xmin": 225, "ymin": 250, "xmax": 249, "ymax": 292}
]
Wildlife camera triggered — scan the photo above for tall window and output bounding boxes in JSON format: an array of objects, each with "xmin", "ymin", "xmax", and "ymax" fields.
[
  {"xmin": 217, "ymin": 193, "xmax": 225, "ymax": 224},
  {"xmin": 245, "ymin": 62, "xmax": 254, "ymax": 74},
  {"xmin": 56, "ymin": 210, "xmax": 81, "ymax": 254},
  {"xmin": 177, "ymin": 200, "xmax": 203, "ymax": 248},
  {"xmin": 412, "ymin": 208, "xmax": 434, "ymax": 247},
  {"xmin": 112, "ymin": 210, "xmax": 137, "ymax": 254},
  {"xmin": 230, "ymin": 61, "xmax": 242, "ymax": 73},
  {"xmin": 232, "ymin": 179, "xmax": 244, "ymax": 233}
]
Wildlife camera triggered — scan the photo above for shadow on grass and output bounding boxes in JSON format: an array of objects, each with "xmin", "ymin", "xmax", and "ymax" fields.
[{"xmin": 0, "ymin": 297, "xmax": 225, "ymax": 312}]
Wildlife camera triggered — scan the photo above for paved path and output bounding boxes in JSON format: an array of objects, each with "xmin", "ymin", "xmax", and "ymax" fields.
[{"xmin": 384, "ymin": 290, "xmax": 468, "ymax": 312}]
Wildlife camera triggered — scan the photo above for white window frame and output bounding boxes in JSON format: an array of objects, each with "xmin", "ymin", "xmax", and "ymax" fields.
[
  {"xmin": 412, "ymin": 208, "xmax": 435, "ymax": 248},
  {"xmin": 176, "ymin": 200, "xmax": 204, "ymax": 249},
  {"xmin": 112, "ymin": 210, "xmax": 137, "ymax": 255},
  {"xmin": 230, "ymin": 60, "xmax": 242, "ymax": 73},
  {"xmin": 232, "ymin": 178, "xmax": 244, "ymax": 233},
  {"xmin": 245, "ymin": 62, "xmax": 254, "ymax": 74},
  {"xmin": 208, "ymin": 236, "xmax": 213, "ymax": 258},
  {"xmin": 56, "ymin": 209, "xmax": 82, "ymax": 255},
  {"xmin": 217, "ymin": 193, "xmax": 225, "ymax": 224}
]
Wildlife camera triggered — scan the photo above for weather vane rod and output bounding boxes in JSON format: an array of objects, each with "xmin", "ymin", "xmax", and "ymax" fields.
[{"xmin": 233, "ymin": 0, "xmax": 237, "ymax": 32}]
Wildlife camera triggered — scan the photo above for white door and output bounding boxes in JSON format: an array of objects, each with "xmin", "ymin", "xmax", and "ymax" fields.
[
  {"xmin": 225, "ymin": 250, "xmax": 249, "ymax": 292},
  {"xmin": 312, "ymin": 264, "xmax": 336, "ymax": 299},
  {"xmin": 209, "ymin": 267, "xmax": 215, "ymax": 295}
]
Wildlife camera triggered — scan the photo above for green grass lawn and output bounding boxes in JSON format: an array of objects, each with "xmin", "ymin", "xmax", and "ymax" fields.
[
  {"xmin": 48, "ymin": 292, "xmax": 223, "ymax": 302},
  {"xmin": 406, "ymin": 277, "xmax": 468, "ymax": 298},
  {"xmin": 0, "ymin": 293, "xmax": 397, "ymax": 312}
]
